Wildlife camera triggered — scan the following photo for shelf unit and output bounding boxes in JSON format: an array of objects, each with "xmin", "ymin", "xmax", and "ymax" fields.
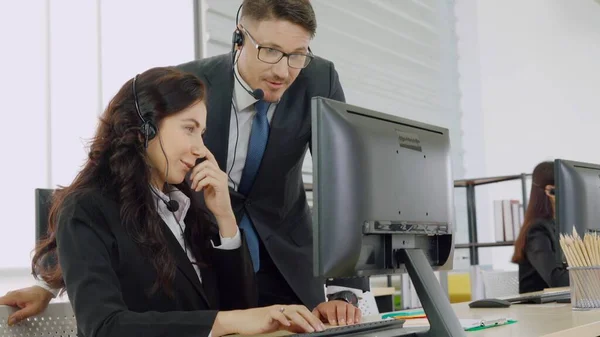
[
  {"xmin": 453, "ymin": 174, "xmax": 531, "ymax": 265},
  {"xmin": 454, "ymin": 241, "xmax": 514, "ymax": 249}
]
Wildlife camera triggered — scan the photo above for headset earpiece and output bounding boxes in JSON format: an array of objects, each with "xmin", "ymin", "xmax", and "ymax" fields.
[
  {"xmin": 140, "ymin": 119, "xmax": 157, "ymax": 149},
  {"xmin": 232, "ymin": 29, "xmax": 244, "ymax": 49},
  {"xmin": 232, "ymin": 3, "xmax": 244, "ymax": 52},
  {"xmin": 141, "ymin": 121, "xmax": 157, "ymax": 141},
  {"xmin": 132, "ymin": 74, "xmax": 157, "ymax": 148}
]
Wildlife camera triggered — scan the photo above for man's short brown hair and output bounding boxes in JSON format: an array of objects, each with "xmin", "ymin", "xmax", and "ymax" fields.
[{"xmin": 241, "ymin": 0, "xmax": 317, "ymax": 38}]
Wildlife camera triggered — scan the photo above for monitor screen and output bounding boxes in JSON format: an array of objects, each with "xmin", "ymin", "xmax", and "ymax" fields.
[
  {"xmin": 311, "ymin": 97, "xmax": 455, "ymax": 279},
  {"xmin": 555, "ymin": 159, "xmax": 600, "ymax": 236}
]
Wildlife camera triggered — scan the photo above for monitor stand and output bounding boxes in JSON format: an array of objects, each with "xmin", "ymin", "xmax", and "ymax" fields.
[
  {"xmin": 342, "ymin": 249, "xmax": 465, "ymax": 337},
  {"xmin": 398, "ymin": 248, "xmax": 465, "ymax": 337}
]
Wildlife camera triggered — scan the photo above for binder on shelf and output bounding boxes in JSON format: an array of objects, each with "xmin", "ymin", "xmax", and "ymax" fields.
[
  {"xmin": 494, "ymin": 200, "xmax": 504, "ymax": 242},
  {"xmin": 494, "ymin": 199, "xmax": 524, "ymax": 243},
  {"xmin": 502, "ymin": 200, "xmax": 514, "ymax": 241},
  {"xmin": 511, "ymin": 201, "xmax": 522, "ymax": 238}
]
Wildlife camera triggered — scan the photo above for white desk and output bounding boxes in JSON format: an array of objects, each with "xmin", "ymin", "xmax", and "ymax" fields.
[
  {"xmin": 3, "ymin": 271, "xmax": 599, "ymax": 337},
  {"xmin": 425, "ymin": 302, "xmax": 600, "ymax": 337},
  {"xmin": 253, "ymin": 302, "xmax": 600, "ymax": 337}
]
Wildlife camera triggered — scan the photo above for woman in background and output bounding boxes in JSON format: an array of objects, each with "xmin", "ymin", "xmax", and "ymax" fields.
[
  {"xmin": 22, "ymin": 67, "xmax": 324, "ymax": 337},
  {"xmin": 512, "ymin": 161, "xmax": 569, "ymax": 293}
]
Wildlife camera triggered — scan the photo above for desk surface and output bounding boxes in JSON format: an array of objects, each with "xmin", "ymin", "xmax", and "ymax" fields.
[
  {"xmin": 252, "ymin": 302, "xmax": 600, "ymax": 337},
  {"xmin": 2, "ymin": 273, "xmax": 599, "ymax": 337},
  {"xmin": 435, "ymin": 302, "xmax": 600, "ymax": 337}
]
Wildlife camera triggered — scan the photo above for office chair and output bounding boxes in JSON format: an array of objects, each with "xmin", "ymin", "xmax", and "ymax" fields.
[
  {"xmin": 35, "ymin": 188, "xmax": 54, "ymax": 243},
  {"xmin": 481, "ymin": 270, "xmax": 519, "ymax": 298},
  {"xmin": 0, "ymin": 301, "xmax": 76, "ymax": 336}
]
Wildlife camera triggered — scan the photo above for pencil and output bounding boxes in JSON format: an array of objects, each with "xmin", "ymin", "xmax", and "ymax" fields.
[{"xmin": 559, "ymin": 229, "xmax": 600, "ymax": 307}]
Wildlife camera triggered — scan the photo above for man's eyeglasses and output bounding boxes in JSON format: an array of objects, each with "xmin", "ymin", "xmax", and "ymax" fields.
[{"xmin": 241, "ymin": 26, "xmax": 314, "ymax": 69}]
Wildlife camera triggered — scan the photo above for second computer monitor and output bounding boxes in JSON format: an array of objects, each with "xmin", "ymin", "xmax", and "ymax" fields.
[
  {"xmin": 311, "ymin": 97, "xmax": 455, "ymax": 279},
  {"xmin": 555, "ymin": 159, "xmax": 600, "ymax": 236}
]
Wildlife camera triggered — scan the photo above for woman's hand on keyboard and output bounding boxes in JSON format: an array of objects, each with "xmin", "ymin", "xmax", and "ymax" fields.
[
  {"xmin": 312, "ymin": 300, "xmax": 362, "ymax": 326},
  {"xmin": 212, "ymin": 304, "xmax": 326, "ymax": 336}
]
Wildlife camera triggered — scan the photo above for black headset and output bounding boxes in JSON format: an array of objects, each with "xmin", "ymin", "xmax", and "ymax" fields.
[
  {"xmin": 231, "ymin": 4, "xmax": 245, "ymax": 56},
  {"xmin": 132, "ymin": 74, "xmax": 180, "ymax": 213},
  {"xmin": 231, "ymin": 4, "xmax": 264, "ymax": 100},
  {"xmin": 533, "ymin": 182, "xmax": 556, "ymax": 196},
  {"xmin": 132, "ymin": 74, "xmax": 157, "ymax": 148},
  {"xmin": 227, "ymin": 3, "xmax": 259, "ymax": 190}
]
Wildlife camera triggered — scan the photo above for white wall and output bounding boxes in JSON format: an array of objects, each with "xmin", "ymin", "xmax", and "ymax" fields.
[
  {"xmin": 453, "ymin": 0, "xmax": 490, "ymax": 270},
  {"xmin": 457, "ymin": 0, "xmax": 600, "ymax": 270},
  {"xmin": 0, "ymin": 0, "xmax": 194, "ymax": 270}
]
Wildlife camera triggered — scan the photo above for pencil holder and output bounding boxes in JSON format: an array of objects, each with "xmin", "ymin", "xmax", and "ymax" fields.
[{"xmin": 568, "ymin": 266, "xmax": 600, "ymax": 309}]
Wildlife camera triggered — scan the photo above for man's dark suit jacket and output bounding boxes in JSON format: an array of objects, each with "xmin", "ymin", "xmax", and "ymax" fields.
[
  {"xmin": 56, "ymin": 188, "xmax": 257, "ymax": 337},
  {"xmin": 518, "ymin": 218, "xmax": 569, "ymax": 293},
  {"xmin": 177, "ymin": 54, "xmax": 367, "ymax": 310}
]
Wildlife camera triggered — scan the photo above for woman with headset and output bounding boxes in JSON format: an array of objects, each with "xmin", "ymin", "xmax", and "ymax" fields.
[
  {"xmin": 512, "ymin": 161, "xmax": 569, "ymax": 293},
  {"xmin": 19, "ymin": 67, "xmax": 325, "ymax": 337}
]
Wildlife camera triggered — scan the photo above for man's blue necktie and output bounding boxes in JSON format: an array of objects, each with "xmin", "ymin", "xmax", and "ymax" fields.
[{"xmin": 238, "ymin": 100, "xmax": 270, "ymax": 272}]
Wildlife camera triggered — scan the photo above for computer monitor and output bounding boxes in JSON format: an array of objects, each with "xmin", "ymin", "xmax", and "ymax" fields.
[
  {"xmin": 311, "ymin": 97, "xmax": 455, "ymax": 278},
  {"xmin": 555, "ymin": 159, "xmax": 600, "ymax": 237},
  {"xmin": 311, "ymin": 97, "xmax": 463, "ymax": 337}
]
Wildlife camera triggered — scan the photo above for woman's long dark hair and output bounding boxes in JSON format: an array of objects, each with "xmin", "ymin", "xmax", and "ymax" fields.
[
  {"xmin": 32, "ymin": 67, "xmax": 210, "ymax": 296},
  {"xmin": 512, "ymin": 161, "xmax": 555, "ymax": 263}
]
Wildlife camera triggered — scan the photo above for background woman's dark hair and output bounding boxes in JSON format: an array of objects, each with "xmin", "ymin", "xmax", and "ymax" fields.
[
  {"xmin": 512, "ymin": 161, "xmax": 555, "ymax": 263},
  {"xmin": 241, "ymin": 0, "xmax": 317, "ymax": 38},
  {"xmin": 32, "ymin": 67, "xmax": 210, "ymax": 296}
]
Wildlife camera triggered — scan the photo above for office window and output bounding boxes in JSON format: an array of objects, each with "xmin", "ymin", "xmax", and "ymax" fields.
[
  {"xmin": 0, "ymin": 1, "xmax": 49, "ymax": 269},
  {"xmin": 0, "ymin": 1, "xmax": 195, "ymax": 269},
  {"xmin": 100, "ymin": 0, "xmax": 194, "ymax": 108}
]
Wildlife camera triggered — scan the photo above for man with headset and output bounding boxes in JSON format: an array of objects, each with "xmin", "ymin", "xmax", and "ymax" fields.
[{"xmin": 1, "ymin": 0, "xmax": 369, "ymax": 327}]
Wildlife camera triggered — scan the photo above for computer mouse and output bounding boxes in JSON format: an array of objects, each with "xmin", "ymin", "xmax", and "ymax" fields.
[{"xmin": 468, "ymin": 298, "xmax": 511, "ymax": 308}]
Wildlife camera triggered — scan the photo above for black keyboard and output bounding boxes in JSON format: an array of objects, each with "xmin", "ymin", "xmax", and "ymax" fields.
[
  {"xmin": 504, "ymin": 290, "xmax": 570, "ymax": 304},
  {"xmin": 290, "ymin": 319, "xmax": 406, "ymax": 336}
]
